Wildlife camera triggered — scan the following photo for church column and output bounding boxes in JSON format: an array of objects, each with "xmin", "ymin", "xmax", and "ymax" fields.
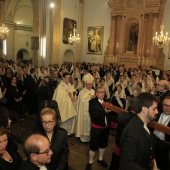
[
  {"xmin": 150, "ymin": 13, "xmax": 159, "ymax": 58},
  {"xmin": 142, "ymin": 14, "xmax": 148, "ymax": 57},
  {"xmin": 38, "ymin": 0, "xmax": 46, "ymax": 66},
  {"xmin": 32, "ymin": 0, "xmax": 39, "ymax": 66},
  {"xmin": 109, "ymin": 16, "xmax": 116, "ymax": 55},
  {"xmin": 144, "ymin": 13, "xmax": 154, "ymax": 57},
  {"xmin": 115, "ymin": 15, "xmax": 122, "ymax": 55},
  {"xmin": 52, "ymin": 0, "xmax": 61, "ymax": 64},
  {"xmin": 77, "ymin": 0, "xmax": 84, "ymax": 62},
  {"xmin": 0, "ymin": 1, "xmax": 3, "ymax": 24}
]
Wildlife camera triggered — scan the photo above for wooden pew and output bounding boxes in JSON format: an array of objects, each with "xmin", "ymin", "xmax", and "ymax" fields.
[{"xmin": 102, "ymin": 102, "xmax": 170, "ymax": 135}]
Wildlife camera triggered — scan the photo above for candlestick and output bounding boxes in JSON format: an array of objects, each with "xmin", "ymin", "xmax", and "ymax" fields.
[
  {"xmin": 142, "ymin": 56, "xmax": 144, "ymax": 65},
  {"xmin": 146, "ymin": 57, "xmax": 148, "ymax": 66},
  {"xmin": 116, "ymin": 55, "xmax": 118, "ymax": 63},
  {"xmin": 138, "ymin": 56, "xmax": 140, "ymax": 65},
  {"xmin": 112, "ymin": 55, "xmax": 114, "ymax": 63}
]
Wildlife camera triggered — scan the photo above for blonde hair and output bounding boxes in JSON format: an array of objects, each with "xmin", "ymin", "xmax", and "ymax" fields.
[{"xmin": 40, "ymin": 108, "xmax": 56, "ymax": 121}]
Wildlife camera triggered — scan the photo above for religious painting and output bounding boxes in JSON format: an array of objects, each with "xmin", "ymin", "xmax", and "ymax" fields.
[
  {"xmin": 127, "ymin": 23, "xmax": 139, "ymax": 53},
  {"xmin": 63, "ymin": 18, "xmax": 77, "ymax": 44},
  {"xmin": 31, "ymin": 36, "xmax": 39, "ymax": 50},
  {"xmin": 87, "ymin": 26, "xmax": 104, "ymax": 55}
]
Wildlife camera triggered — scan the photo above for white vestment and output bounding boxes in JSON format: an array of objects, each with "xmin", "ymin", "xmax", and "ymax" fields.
[
  {"xmin": 52, "ymin": 81, "xmax": 77, "ymax": 134},
  {"xmin": 72, "ymin": 87, "xmax": 95, "ymax": 142}
]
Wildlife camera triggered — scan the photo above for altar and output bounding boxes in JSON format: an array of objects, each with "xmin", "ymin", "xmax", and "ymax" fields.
[{"xmin": 104, "ymin": 0, "xmax": 166, "ymax": 70}]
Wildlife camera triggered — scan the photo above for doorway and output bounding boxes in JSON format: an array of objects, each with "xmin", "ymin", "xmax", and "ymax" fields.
[{"xmin": 17, "ymin": 49, "xmax": 30, "ymax": 60}]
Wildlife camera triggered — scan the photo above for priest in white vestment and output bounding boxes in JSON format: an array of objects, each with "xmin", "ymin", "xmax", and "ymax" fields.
[
  {"xmin": 52, "ymin": 73, "xmax": 77, "ymax": 135},
  {"xmin": 72, "ymin": 73, "xmax": 95, "ymax": 142}
]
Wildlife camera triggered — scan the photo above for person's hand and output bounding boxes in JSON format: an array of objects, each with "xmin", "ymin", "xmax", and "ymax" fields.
[
  {"xmin": 104, "ymin": 108, "xmax": 111, "ymax": 113},
  {"xmin": 19, "ymin": 97, "xmax": 22, "ymax": 101},
  {"xmin": 23, "ymin": 90, "xmax": 26, "ymax": 95},
  {"xmin": 15, "ymin": 98, "xmax": 19, "ymax": 102}
]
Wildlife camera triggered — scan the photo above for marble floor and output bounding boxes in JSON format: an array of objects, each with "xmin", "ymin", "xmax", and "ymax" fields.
[{"xmin": 10, "ymin": 115, "xmax": 116, "ymax": 170}]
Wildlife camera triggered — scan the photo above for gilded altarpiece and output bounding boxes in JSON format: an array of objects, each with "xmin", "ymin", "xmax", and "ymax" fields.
[{"xmin": 106, "ymin": 0, "xmax": 166, "ymax": 69}]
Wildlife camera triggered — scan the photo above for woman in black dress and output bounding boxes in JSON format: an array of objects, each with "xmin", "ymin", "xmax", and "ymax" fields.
[
  {"xmin": 35, "ymin": 107, "xmax": 69, "ymax": 170},
  {"xmin": 6, "ymin": 76, "xmax": 24, "ymax": 120},
  {"xmin": 0, "ymin": 127, "xmax": 22, "ymax": 170}
]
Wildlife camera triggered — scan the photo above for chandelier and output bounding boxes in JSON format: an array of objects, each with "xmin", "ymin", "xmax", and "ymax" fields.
[
  {"xmin": 0, "ymin": 23, "xmax": 9, "ymax": 39},
  {"xmin": 68, "ymin": 24, "xmax": 80, "ymax": 45},
  {"xmin": 153, "ymin": 24, "xmax": 170, "ymax": 48}
]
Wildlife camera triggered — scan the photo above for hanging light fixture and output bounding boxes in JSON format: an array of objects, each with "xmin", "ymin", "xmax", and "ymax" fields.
[
  {"xmin": 153, "ymin": 24, "xmax": 170, "ymax": 48},
  {"xmin": 0, "ymin": 23, "xmax": 9, "ymax": 39},
  {"xmin": 68, "ymin": 24, "xmax": 80, "ymax": 45}
]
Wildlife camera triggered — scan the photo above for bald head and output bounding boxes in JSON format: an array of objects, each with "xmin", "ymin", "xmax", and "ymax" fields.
[{"xmin": 24, "ymin": 134, "xmax": 52, "ymax": 166}]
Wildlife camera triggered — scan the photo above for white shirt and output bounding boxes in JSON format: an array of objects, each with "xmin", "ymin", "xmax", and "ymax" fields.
[
  {"xmin": 38, "ymin": 165, "xmax": 47, "ymax": 170},
  {"xmin": 154, "ymin": 113, "xmax": 170, "ymax": 140}
]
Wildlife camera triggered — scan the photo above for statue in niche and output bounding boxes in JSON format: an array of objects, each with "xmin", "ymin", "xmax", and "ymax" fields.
[{"xmin": 127, "ymin": 23, "xmax": 138, "ymax": 53}]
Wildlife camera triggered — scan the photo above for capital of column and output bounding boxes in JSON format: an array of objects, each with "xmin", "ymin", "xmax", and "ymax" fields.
[
  {"xmin": 153, "ymin": 13, "xmax": 159, "ymax": 18},
  {"xmin": 144, "ymin": 14, "xmax": 148, "ymax": 19},
  {"xmin": 116, "ymin": 15, "xmax": 123, "ymax": 20},
  {"xmin": 111, "ymin": 16, "xmax": 117, "ymax": 20},
  {"xmin": 79, "ymin": 0, "xmax": 84, "ymax": 4}
]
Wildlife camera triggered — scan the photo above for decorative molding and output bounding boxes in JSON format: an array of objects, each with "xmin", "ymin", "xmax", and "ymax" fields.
[
  {"xmin": 120, "ymin": 58, "xmax": 138, "ymax": 63},
  {"xmin": 15, "ymin": 24, "xmax": 33, "ymax": 32},
  {"xmin": 124, "ymin": 0, "xmax": 144, "ymax": 9},
  {"xmin": 111, "ymin": 16, "xmax": 117, "ymax": 20},
  {"xmin": 79, "ymin": 0, "xmax": 84, "ymax": 4}
]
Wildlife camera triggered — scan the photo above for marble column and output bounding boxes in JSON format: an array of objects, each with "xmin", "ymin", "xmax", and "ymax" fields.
[
  {"xmin": 0, "ymin": 1, "xmax": 3, "ymax": 25},
  {"xmin": 52, "ymin": 0, "xmax": 61, "ymax": 64},
  {"xmin": 142, "ymin": 14, "xmax": 148, "ymax": 57},
  {"xmin": 109, "ymin": 16, "xmax": 116, "ymax": 55},
  {"xmin": 77, "ymin": 0, "xmax": 84, "ymax": 62},
  {"xmin": 144, "ymin": 13, "xmax": 154, "ymax": 57},
  {"xmin": 150, "ymin": 13, "xmax": 159, "ymax": 58},
  {"xmin": 115, "ymin": 15, "xmax": 122, "ymax": 55},
  {"xmin": 32, "ymin": 0, "xmax": 39, "ymax": 66}
]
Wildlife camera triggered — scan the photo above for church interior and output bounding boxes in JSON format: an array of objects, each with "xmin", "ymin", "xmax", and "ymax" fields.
[
  {"xmin": 0, "ymin": 0, "xmax": 170, "ymax": 170},
  {"xmin": 0, "ymin": 0, "xmax": 170, "ymax": 71}
]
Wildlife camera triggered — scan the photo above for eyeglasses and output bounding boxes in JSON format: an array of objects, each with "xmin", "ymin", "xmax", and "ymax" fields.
[
  {"xmin": 36, "ymin": 146, "xmax": 51, "ymax": 155},
  {"xmin": 42, "ymin": 121, "xmax": 54, "ymax": 126},
  {"xmin": 162, "ymin": 104, "xmax": 170, "ymax": 108},
  {"xmin": 97, "ymin": 91, "xmax": 106, "ymax": 94}
]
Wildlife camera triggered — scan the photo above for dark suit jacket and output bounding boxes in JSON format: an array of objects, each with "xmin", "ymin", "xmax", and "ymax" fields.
[
  {"xmin": 25, "ymin": 75, "xmax": 39, "ymax": 113},
  {"xmin": 89, "ymin": 98, "xmax": 110, "ymax": 127},
  {"xmin": 35, "ymin": 127, "xmax": 69, "ymax": 170},
  {"xmin": 120, "ymin": 116, "xmax": 170, "ymax": 170},
  {"xmin": 19, "ymin": 160, "xmax": 44, "ymax": 170},
  {"xmin": 115, "ymin": 111, "xmax": 136, "ymax": 148},
  {"xmin": 154, "ymin": 112, "xmax": 170, "ymax": 170}
]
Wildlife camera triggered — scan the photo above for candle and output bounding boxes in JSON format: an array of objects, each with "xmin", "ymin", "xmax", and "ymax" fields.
[
  {"xmin": 138, "ymin": 56, "xmax": 140, "ymax": 65},
  {"xmin": 116, "ymin": 55, "xmax": 118, "ymax": 63},
  {"xmin": 110, "ymin": 55, "xmax": 111, "ymax": 62},
  {"xmin": 146, "ymin": 58, "xmax": 148, "ymax": 66},
  {"xmin": 112, "ymin": 55, "xmax": 114, "ymax": 63},
  {"xmin": 142, "ymin": 56, "xmax": 144, "ymax": 65}
]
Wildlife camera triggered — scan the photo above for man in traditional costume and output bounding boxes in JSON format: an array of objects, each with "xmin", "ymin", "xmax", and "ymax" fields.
[
  {"xmin": 72, "ymin": 73, "xmax": 95, "ymax": 142},
  {"xmin": 53, "ymin": 72, "xmax": 77, "ymax": 135}
]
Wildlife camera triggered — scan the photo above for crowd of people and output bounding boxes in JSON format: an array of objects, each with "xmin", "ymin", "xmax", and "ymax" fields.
[{"xmin": 0, "ymin": 58, "xmax": 170, "ymax": 170}]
